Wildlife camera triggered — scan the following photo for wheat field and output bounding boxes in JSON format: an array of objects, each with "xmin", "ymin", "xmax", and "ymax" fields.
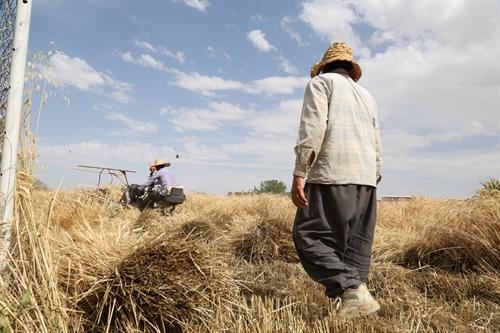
[{"xmin": 0, "ymin": 175, "xmax": 499, "ymax": 332}]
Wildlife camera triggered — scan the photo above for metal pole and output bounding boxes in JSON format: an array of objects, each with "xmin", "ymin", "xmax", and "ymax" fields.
[{"xmin": 0, "ymin": 0, "xmax": 32, "ymax": 267}]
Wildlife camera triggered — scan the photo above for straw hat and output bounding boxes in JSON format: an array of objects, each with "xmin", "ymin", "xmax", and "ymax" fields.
[
  {"xmin": 152, "ymin": 159, "xmax": 171, "ymax": 167},
  {"xmin": 310, "ymin": 41, "xmax": 362, "ymax": 81}
]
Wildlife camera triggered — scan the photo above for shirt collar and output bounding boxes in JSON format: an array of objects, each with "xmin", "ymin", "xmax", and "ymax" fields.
[{"xmin": 331, "ymin": 68, "xmax": 350, "ymax": 75}]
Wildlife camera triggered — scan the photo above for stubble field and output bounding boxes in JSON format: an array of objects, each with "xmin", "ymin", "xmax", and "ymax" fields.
[{"xmin": 0, "ymin": 175, "xmax": 499, "ymax": 332}]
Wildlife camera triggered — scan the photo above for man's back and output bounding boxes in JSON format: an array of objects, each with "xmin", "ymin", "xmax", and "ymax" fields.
[
  {"xmin": 297, "ymin": 69, "xmax": 381, "ymax": 186},
  {"xmin": 154, "ymin": 168, "xmax": 174, "ymax": 189}
]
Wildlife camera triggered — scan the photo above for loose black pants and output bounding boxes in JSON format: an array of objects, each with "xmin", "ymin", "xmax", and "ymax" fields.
[{"xmin": 293, "ymin": 183, "xmax": 377, "ymax": 298}]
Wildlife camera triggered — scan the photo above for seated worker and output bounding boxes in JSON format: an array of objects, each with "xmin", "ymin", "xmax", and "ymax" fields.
[
  {"xmin": 138, "ymin": 159, "xmax": 174, "ymax": 208},
  {"xmin": 125, "ymin": 163, "xmax": 159, "ymax": 204}
]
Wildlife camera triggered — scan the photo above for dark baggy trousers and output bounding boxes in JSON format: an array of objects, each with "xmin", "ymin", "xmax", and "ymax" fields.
[{"xmin": 293, "ymin": 183, "xmax": 377, "ymax": 298}]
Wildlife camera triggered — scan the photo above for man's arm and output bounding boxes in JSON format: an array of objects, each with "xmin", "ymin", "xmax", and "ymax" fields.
[
  {"xmin": 374, "ymin": 115, "xmax": 382, "ymax": 184},
  {"xmin": 140, "ymin": 172, "xmax": 160, "ymax": 190},
  {"xmin": 292, "ymin": 77, "xmax": 329, "ymax": 208},
  {"xmin": 293, "ymin": 77, "xmax": 329, "ymax": 177}
]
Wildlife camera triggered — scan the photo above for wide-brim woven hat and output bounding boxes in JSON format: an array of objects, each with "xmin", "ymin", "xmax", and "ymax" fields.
[
  {"xmin": 152, "ymin": 159, "xmax": 171, "ymax": 167},
  {"xmin": 310, "ymin": 41, "xmax": 362, "ymax": 81}
]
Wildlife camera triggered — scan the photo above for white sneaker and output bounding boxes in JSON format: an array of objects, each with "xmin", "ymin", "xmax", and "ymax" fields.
[{"xmin": 337, "ymin": 283, "xmax": 380, "ymax": 319}]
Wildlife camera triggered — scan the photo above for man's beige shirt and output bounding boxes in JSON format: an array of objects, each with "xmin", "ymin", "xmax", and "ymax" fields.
[{"xmin": 294, "ymin": 69, "xmax": 382, "ymax": 187}]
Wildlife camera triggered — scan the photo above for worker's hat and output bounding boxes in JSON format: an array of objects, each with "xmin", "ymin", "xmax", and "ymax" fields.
[{"xmin": 152, "ymin": 159, "xmax": 171, "ymax": 167}]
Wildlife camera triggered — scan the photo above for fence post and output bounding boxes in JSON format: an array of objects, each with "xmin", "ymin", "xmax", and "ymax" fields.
[{"xmin": 0, "ymin": 0, "xmax": 32, "ymax": 269}]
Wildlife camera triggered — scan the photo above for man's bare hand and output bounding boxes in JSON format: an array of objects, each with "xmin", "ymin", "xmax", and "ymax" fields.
[{"xmin": 291, "ymin": 175, "xmax": 308, "ymax": 208}]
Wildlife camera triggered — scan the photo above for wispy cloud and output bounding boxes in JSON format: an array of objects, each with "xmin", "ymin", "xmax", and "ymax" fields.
[
  {"xmin": 161, "ymin": 98, "xmax": 303, "ymax": 138},
  {"xmin": 106, "ymin": 111, "xmax": 159, "ymax": 134},
  {"xmin": 160, "ymin": 101, "xmax": 247, "ymax": 131},
  {"xmin": 245, "ymin": 76, "xmax": 307, "ymax": 95},
  {"xmin": 205, "ymin": 46, "xmax": 231, "ymax": 61},
  {"xmin": 159, "ymin": 47, "xmax": 186, "ymax": 64},
  {"xmin": 39, "ymin": 141, "xmax": 176, "ymax": 167},
  {"xmin": 245, "ymin": 99, "xmax": 302, "ymax": 135},
  {"xmin": 206, "ymin": 46, "xmax": 217, "ymax": 58},
  {"xmin": 251, "ymin": 14, "xmax": 266, "ymax": 23},
  {"xmin": 130, "ymin": 39, "xmax": 186, "ymax": 64},
  {"xmin": 132, "ymin": 39, "xmax": 156, "ymax": 53},
  {"xmin": 280, "ymin": 16, "xmax": 309, "ymax": 47},
  {"xmin": 44, "ymin": 51, "xmax": 134, "ymax": 103},
  {"xmin": 299, "ymin": 1, "xmax": 370, "ymax": 57},
  {"xmin": 247, "ymin": 29, "xmax": 276, "ymax": 53},
  {"xmin": 169, "ymin": 70, "xmax": 245, "ymax": 96},
  {"xmin": 247, "ymin": 29, "xmax": 298, "ymax": 74},
  {"xmin": 110, "ymin": 90, "xmax": 134, "ymax": 104},
  {"xmin": 169, "ymin": 69, "xmax": 307, "ymax": 96},
  {"xmin": 184, "ymin": 140, "xmax": 230, "ymax": 160},
  {"xmin": 278, "ymin": 55, "xmax": 298, "ymax": 74},
  {"xmin": 120, "ymin": 52, "xmax": 167, "ymax": 71},
  {"xmin": 182, "ymin": 0, "xmax": 209, "ymax": 12}
]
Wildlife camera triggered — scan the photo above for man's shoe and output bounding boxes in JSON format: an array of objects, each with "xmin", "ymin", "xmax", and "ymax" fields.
[{"xmin": 337, "ymin": 283, "xmax": 380, "ymax": 319}]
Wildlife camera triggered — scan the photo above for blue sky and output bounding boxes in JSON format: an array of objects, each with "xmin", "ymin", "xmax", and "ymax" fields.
[{"xmin": 27, "ymin": 0, "xmax": 499, "ymax": 197}]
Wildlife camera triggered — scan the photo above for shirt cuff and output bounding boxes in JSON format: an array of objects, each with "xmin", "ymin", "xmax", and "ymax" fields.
[
  {"xmin": 293, "ymin": 158, "xmax": 308, "ymax": 177},
  {"xmin": 294, "ymin": 147, "xmax": 314, "ymax": 178},
  {"xmin": 293, "ymin": 166, "xmax": 307, "ymax": 178}
]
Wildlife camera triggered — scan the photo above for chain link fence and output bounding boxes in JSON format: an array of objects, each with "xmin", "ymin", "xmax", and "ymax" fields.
[{"xmin": 0, "ymin": 0, "xmax": 17, "ymax": 136}]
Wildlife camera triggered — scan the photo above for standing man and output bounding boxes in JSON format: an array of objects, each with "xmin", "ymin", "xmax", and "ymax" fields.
[{"xmin": 291, "ymin": 41, "xmax": 382, "ymax": 318}]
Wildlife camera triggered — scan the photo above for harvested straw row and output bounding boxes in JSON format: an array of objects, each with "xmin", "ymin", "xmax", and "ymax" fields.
[
  {"xmin": 77, "ymin": 232, "xmax": 238, "ymax": 332},
  {"xmin": 374, "ymin": 197, "xmax": 500, "ymax": 272}
]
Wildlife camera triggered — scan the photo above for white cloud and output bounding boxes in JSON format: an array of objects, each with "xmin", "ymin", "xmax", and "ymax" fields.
[
  {"xmin": 159, "ymin": 47, "xmax": 186, "ymax": 64},
  {"xmin": 378, "ymin": 148, "xmax": 499, "ymax": 198},
  {"xmin": 92, "ymin": 104, "xmax": 115, "ymax": 112},
  {"xmin": 355, "ymin": 1, "xmax": 498, "ymax": 48},
  {"xmin": 120, "ymin": 52, "xmax": 167, "ymax": 71},
  {"xmin": 182, "ymin": 0, "xmax": 209, "ymax": 12},
  {"xmin": 381, "ymin": 124, "xmax": 495, "ymax": 156},
  {"xmin": 132, "ymin": 39, "xmax": 157, "ymax": 53},
  {"xmin": 39, "ymin": 141, "xmax": 177, "ymax": 168},
  {"xmin": 245, "ymin": 76, "xmax": 308, "ymax": 95},
  {"xmin": 110, "ymin": 90, "xmax": 135, "ymax": 104},
  {"xmin": 206, "ymin": 46, "xmax": 217, "ymax": 58},
  {"xmin": 247, "ymin": 29, "xmax": 276, "ymax": 53},
  {"xmin": 222, "ymin": 136, "xmax": 295, "ymax": 164},
  {"xmin": 299, "ymin": 0, "xmax": 370, "ymax": 57},
  {"xmin": 298, "ymin": 1, "xmax": 499, "ymax": 132},
  {"xmin": 246, "ymin": 29, "xmax": 299, "ymax": 73},
  {"xmin": 129, "ymin": 39, "xmax": 186, "ymax": 64},
  {"xmin": 45, "ymin": 51, "xmax": 133, "ymax": 103},
  {"xmin": 106, "ymin": 112, "xmax": 159, "ymax": 134},
  {"xmin": 169, "ymin": 69, "xmax": 307, "ymax": 96},
  {"xmin": 251, "ymin": 14, "xmax": 266, "ymax": 22},
  {"xmin": 280, "ymin": 16, "xmax": 309, "ymax": 47},
  {"xmin": 169, "ymin": 70, "xmax": 245, "ymax": 96},
  {"xmin": 278, "ymin": 55, "xmax": 298, "ymax": 74},
  {"xmin": 184, "ymin": 141, "xmax": 230, "ymax": 160},
  {"xmin": 246, "ymin": 99, "xmax": 302, "ymax": 136},
  {"xmin": 205, "ymin": 46, "xmax": 231, "ymax": 61},
  {"xmin": 161, "ymin": 97, "xmax": 304, "ymax": 137},
  {"xmin": 161, "ymin": 101, "xmax": 247, "ymax": 131},
  {"xmin": 362, "ymin": 40, "xmax": 499, "ymax": 130},
  {"xmin": 46, "ymin": 52, "xmax": 104, "ymax": 91}
]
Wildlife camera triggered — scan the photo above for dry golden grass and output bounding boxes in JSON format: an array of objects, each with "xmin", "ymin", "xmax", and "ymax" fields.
[
  {"xmin": 375, "ymin": 197, "xmax": 500, "ymax": 271},
  {"xmin": 0, "ymin": 181, "xmax": 499, "ymax": 332}
]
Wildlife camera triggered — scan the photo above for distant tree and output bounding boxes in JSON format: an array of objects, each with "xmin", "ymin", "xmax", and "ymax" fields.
[
  {"xmin": 253, "ymin": 179, "xmax": 287, "ymax": 195},
  {"xmin": 33, "ymin": 178, "xmax": 50, "ymax": 190}
]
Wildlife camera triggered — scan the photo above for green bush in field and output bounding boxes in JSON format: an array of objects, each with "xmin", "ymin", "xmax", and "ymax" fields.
[{"xmin": 253, "ymin": 179, "xmax": 288, "ymax": 195}]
